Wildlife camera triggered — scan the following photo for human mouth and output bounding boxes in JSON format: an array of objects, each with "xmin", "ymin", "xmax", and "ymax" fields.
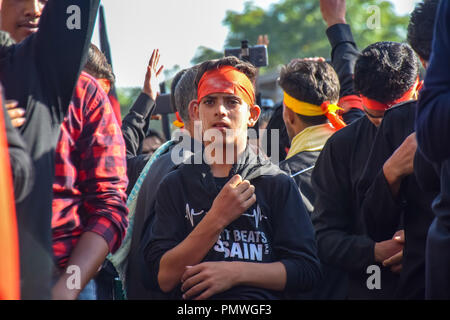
[
  {"xmin": 19, "ymin": 21, "xmax": 39, "ymax": 34},
  {"xmin": 212, "ymin": 122, "xmax": 231, "ymax": 131}
]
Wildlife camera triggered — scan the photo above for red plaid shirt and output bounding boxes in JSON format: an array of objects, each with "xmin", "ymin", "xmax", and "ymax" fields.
[{"xmin": 52, "ymin": 72, "xmax": 128, "ymax": 269}]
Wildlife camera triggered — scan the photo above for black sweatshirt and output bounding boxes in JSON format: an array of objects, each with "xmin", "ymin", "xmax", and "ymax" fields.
[
  {"xmin": 143, "ymin": 146, "xmax": 321, "ymax": 299},
  {"xmin": 358, "ymin": 102, "xmax": 436, "ymax": 299},
  {"xmin": 2, "ymin": 100, "xmax": 33, "ymax": 203},
  {"xmin": 312, "ymin": 116, "xmax": 399, "ymax": 299},
  {"xmin": 0, "ymin": 0, "xmax": 99, "ymax": 299}
]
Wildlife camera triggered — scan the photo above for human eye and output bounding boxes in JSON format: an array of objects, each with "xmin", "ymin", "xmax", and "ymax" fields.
[
  {"xmin": 228, "ymin": 97, "xmax": 241, "ymax": 107},
  {"xmin": 203, "ymin": 98, "xmax": 215, "ymax": 106}
]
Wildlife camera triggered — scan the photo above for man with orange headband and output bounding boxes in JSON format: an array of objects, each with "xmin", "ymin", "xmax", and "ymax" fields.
[
  {"xmin": 312, "ymin": 26, "xmax": 421, "ymax": 298},
  {"xmin": 358, "ymin": 0, "xmax": 439, "ymax": 299},
  {"xmin": 143, "ymin": 56, "xmax": 321, "ymax": 300}
]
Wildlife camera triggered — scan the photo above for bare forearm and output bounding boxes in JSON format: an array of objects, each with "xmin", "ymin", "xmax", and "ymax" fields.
[
  {"xmin": 158, "ymin": 211, "xmax": 224, "ymax": 292},
  {"xmin": 52, "ymin": 232, "xmax": 109, "ymax": 299},
  {"xmin": 234, "ymin": 261, "xmax": 287, "ymax": 291}
]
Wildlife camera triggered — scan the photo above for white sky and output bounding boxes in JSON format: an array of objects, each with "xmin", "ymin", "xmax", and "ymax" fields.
[{"xmin": 92, "ymin": 0, "xmax": 421, "ymax": 88}]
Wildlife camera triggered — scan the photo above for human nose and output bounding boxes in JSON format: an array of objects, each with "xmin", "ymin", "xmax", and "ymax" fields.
[
  {"xmin": 215, "ymin": 98, "xmax": 227, "ymax": 117},
  {"xmin": 24, "ymin": 0, "xmax": 44, "ymax": 19}
]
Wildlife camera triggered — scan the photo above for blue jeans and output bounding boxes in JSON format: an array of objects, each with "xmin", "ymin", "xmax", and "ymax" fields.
[{"xmin": 78, "ymin": 279, "xmax": 97, "ymax": 300}]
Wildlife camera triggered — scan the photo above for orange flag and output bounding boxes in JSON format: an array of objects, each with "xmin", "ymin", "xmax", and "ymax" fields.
[{"xmin": 0, "ymin": 94, "xmax": 20, "ymax": 300}]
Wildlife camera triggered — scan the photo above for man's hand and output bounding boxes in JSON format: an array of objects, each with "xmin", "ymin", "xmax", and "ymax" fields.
[
  {"xmin": 320, "ymin": 0, "xmax": 347, "ymax": 28},
  {"xmin": 257, "ymin": 34, "xmax": 269, "ymax": 46},
  {"xmin": 300, "ymin": 57, "xmax": 326, "ymax": 63},
  {"xmin": 382, "ymin": 230, "xmax": 405, "ymax": 273},
  {"xmin": 374, "ymin": 231, "xmax": 404, "ymax": 263},
  {"xmin": 180, "ymin": 262, "xmax": 240, "ymax": 300},
  {"xmin": 209, "ymin": 175, "xmax": 256, "ymax": 229},
  {"xmin": 142, "ymin": 49, "xmax": 164, "ymax": 101},
  {"xmin": 6, "ymin": 100, "xmax": 26, "ymax": 128},
  {"xmin": 383, "ymin": 133, "xmax": 417, "ymax": 196},
  {"xmin": 384, "ymin": 133, "xmax": 418, "ymax": 179}
]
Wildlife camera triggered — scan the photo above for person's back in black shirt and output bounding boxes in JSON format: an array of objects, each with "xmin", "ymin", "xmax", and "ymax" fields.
[{"xmin": 0, "ymin": 0, "xmax": 99, "ymax": 299}]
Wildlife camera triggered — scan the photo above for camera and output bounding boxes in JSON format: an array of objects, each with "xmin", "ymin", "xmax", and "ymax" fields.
[{"xmin": 224, "ymin": 40, "xmax": 269, "ymax": 68}]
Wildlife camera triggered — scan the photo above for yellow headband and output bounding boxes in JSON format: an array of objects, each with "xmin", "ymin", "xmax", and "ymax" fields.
[{"xmin": 283, "ymin": 91, "xmax": 341, "ymax": 116}]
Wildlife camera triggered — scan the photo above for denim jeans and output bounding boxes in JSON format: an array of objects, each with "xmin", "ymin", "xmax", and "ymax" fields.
[{"xmin": 77, "ymin": 279, "xmax": 97, "ymax": 300}]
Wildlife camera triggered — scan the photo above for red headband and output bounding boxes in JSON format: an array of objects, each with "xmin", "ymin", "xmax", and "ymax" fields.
[
  {"xmin": 361, "ymin": 78, "xmax": 423, "ymax": 111},
  {"xmin": 197, "ymin": 66, "xmax": 255, "ymax": 106}
]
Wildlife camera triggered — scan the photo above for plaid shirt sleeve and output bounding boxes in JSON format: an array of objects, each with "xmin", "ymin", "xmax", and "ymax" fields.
[{"xmin": 75, "ymin": 74, "xmax": 129, "ymax": 253}]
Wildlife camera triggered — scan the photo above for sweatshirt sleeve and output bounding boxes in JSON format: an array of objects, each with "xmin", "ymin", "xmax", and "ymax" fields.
[
  {"xmin": 271, "ymin": 174, "xmax": 322, "ymax": 293},
  {"xmin": 311, "ymin": 135, "xmax": 376, "ymax": 271},
  {"xmin": 416, "ymin": 0, "xmax": 450, "ymax": 162},
  {"xmin": 122, "ymin": 92, "xmax": 156, "ymax": 158},
  {"xmin": 3, "ymin": 104, "xmax": 34, "ymax": 203},
  {"xmin": 360, "ymin": 170, "xmax": 404, "ymax": 241},
  {"xmin": 33, "ymin": 0, "xmax": 99, "ymax": 123},
  {"xmin": 141, "ymin": 173, "xmax": 186, "ymax": 292},
  {"xmin": 326, "ymin": 23, "xmax": 360, "ymax": 99},
  {"xmin": 326, "ymin": 24, "xmax": 364, "ymax": 124},
  {"xmin": 122, "ymin": 93, "xmax": 155, "ymax": 193}
]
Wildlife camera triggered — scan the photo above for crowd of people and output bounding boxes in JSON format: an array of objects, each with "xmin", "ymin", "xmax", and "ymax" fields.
[{"xmin": 0, "ymin": 0, "xmax": 449, "ymax": 300}]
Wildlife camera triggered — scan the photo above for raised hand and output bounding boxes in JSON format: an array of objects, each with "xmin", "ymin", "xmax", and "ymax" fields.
[
  {"xmin": 142, "ymin": 49, "xmax": 164, "ymax": 101},
  {"xmin": 257, "ymin": 34, "xmax": 269, "ymax": 46},
  {"xmin": 320, "ymin": 0, "xmax": 347, "ymax": 28}
]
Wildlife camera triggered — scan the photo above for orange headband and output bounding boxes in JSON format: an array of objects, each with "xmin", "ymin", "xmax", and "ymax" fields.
[
  {"xmin": 197, "ymin": 66, "xmax": 255, "ymax": 106},
  {"xmin": 361, "ymin": 78, "xmax": 423, "ymax": 111}
]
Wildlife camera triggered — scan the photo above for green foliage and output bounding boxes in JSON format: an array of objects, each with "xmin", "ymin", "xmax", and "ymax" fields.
[
  {"xmin": 191, "ymin": 46, "xmax": 224, "ymax": 65},
  {"xmin": 116, "ymin": 87, "xmax": 141, "ymax": 117},
  {"xmin": 191, "ymin": 0, "xmax": 409, "ymax": 72}
]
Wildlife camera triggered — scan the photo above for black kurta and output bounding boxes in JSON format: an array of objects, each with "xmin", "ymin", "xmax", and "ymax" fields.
[
  {"xmin": 312, "ymin": 116, "xmax": 399, "ymax": 299},
  {"xmin": 358, "ymin": 101, "xmax": 437, "ymax": 299}
]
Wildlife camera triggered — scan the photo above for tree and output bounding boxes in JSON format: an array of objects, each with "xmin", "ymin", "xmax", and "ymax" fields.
[
  {"xmin": 192, "ymin": 0, "xmax": 409, "ymax": 72},
  {"xmin": 190, "ymin": 46, "xmax": 223, "ymax": 65}
]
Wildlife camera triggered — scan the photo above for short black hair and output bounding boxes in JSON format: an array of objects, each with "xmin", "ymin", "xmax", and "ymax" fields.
[
  {"xmin": 354, "ymin": 41, "xmax": 419, "ymax": 103},
  {"xmin": 407, "ymin": 0, "xmax": 439, "ymax": 62},
  {"xmin": 83, "ymin": 44, "xmax": 115, "ymax": 87},
  {"xmin": 279, "ymin": 59, "xmax": 339, "ymax": 125},
  {"xmin": 194, "ymin": 56, "xmax": 257, "ymax": 89}
]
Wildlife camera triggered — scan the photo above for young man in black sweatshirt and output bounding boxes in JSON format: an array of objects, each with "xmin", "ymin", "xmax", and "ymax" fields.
[{"xmin": 143, "ymin": 56, "xmax": 321, "ymax": 300}]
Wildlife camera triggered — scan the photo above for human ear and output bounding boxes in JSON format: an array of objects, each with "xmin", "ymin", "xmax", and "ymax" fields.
[
  {"xmin": 248, "ymin": 104, "xmax": 261, "ymax": 127},
  {"xmin": 188, "ymin": 100, "xmax": 200, "ymax": 121}
]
